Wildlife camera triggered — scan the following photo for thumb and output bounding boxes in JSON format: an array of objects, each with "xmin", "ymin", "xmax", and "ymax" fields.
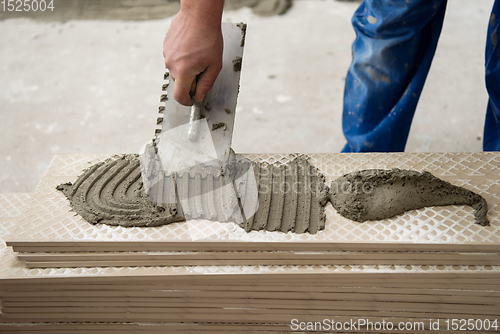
[
  {"xmin": 194, "ymin": 63, "xmax": 222, "ymax": 103},
  {"xmin": 172, "ymin": 75, "xmax": 195, "ymax": 106}
]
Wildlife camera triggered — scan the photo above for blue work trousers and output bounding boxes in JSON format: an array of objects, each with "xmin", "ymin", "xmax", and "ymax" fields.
[{"xmin": 342, "ymin": 0, "xmax": 500, "ymax": 152}]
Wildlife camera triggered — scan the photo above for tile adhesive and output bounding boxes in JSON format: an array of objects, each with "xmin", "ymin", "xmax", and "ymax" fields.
[{"xmin": 56, "ymin": 154, "xmax": 490, "ymax": 234}]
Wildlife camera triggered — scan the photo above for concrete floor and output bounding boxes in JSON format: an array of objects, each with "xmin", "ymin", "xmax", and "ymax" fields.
[{"xmin": 0, "ymin": 0, "xmax": 495, "ymax": 193}]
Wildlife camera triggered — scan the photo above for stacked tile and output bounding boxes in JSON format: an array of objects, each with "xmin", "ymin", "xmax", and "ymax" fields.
[
  {"xmin": 0, "ymin": 270, "xmax": 498, "ymax": 332},
  {"xmin": 1, "ymin": 152, "xmax": 500, "ymax": 332},
  {"xmin": 7, "ymin": 243, "xmax": 500, "ymax": 268}
]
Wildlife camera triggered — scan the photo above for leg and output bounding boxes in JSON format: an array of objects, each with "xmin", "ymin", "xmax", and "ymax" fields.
[
  {"xmin": 342, "ymin": 0, "xmax": 448, "ymax": 152},
  {"xmin": 484, "ymin": 0, "xmax": 500, "ymax": 151}
]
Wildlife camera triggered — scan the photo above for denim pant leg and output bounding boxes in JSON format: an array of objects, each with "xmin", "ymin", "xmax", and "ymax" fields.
[
  {"xmin": 342, "ymin": 0, "xmax": 448, "ymax": 152},
  {"xmin": 484, "ymin": 0, "xmax": 500, "ymax": 151}
]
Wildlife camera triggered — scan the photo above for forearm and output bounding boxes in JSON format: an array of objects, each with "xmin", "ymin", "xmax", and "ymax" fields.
[{"xmin": 180, "ymin": 0, "xmax": 224, "ymax": 27}]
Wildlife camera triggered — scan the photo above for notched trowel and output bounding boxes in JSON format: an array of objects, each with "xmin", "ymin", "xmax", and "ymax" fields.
[{"xmin": 139, "ymin": 22, "xmax": 259, "ymax": 225}]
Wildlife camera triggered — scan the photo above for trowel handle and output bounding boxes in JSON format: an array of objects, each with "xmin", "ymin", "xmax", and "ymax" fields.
[{"xmin": 188, "ymin": 76, "xmax": 201, "ymax": 142}]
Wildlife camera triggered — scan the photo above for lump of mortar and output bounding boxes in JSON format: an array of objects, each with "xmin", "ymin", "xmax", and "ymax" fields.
[
  {"xmin": 212, "ymin": 122, "xmax": 226, "ymax": 131},
  {"xmin": 232, "ymin": 56, "xmax": 243, "ymax": 72},
  {"xmin": 236, "ymin": 22, "xmax": 247, "ymax": 46},
  {"xmin": 56, "ymin": 155, "xmax": 185, "ymax": 227},
  {"xmin": 329, "ymin": 168, "xmax": 489, "ymax": 226},
  {"xmin": 243, "ymin": 156, "xmax": 329, "ymax": 234}
]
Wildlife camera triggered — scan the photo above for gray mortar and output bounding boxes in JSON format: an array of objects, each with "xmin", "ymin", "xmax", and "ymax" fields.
[
  {"xmin": 232, "ymin": 56, "xmax": 243, "ymax": 72},
  {"xmin": 237, "ymin": 23, "xmax": 248, "ymax": 47},
  {"xmin": 56, "ymin": 155, "xmax": 184, "ymax": 228},
  {"xmin": 57, "ymin": 157, "xmax": 490, "ymax": 233},
  {"xmin": 329, "ymin": 168, "xmax": 490, "ymax": 226},
  {"xmin": 57, "ymin": 154, "xmax": 328, "ymax": 234},
  {"xmin": 212, "ymin": 122, "xmax": 227, "ymax": 131}
]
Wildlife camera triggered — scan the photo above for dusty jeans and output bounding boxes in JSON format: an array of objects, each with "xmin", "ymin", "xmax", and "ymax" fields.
[{"xmin": 342, "ymin": 0, "xmax": 500, "ymax": 152}]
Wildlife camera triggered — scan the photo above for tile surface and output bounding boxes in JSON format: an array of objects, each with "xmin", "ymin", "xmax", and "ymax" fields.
[{"xmin": 8, "ymin": 153, "xmax": 500, "ymax": 244}]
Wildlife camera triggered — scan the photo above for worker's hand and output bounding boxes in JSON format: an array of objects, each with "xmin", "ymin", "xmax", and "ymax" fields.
[{"xmin": 163, "ymin": 2, "xmax": 224, "ymax": 106}]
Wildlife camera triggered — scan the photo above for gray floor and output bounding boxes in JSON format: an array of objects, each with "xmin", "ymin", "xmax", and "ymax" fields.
[{"xmin": 0, "ymin": 0, "xmax": 495, "ymax": 193}]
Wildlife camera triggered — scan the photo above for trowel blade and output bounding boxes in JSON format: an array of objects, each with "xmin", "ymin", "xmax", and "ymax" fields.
[
  {"xmin": 139, "ymin": 22, "xmax": 252, "ymax": 215},
  {"xmin": 158, "ymin": 22, "xmax": 245, "ymax": 174}
]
